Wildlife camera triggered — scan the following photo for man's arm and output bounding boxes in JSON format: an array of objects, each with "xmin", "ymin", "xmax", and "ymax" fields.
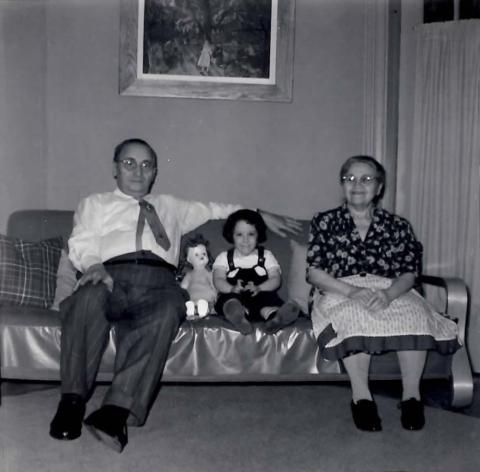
[
  {"xmin": 175, "ymin": 196, "xmax": 302, "ymax": 238},
  {"xmin": 257, "ymin": 209, "xmax": 302, "ymax": 237},
  {"xmin": 69, "ymin": 195, "xmax": 113, "ymax": 292},
  {"xmin": 68, "ymin": 196, "xmax": 104, "ymax": 272}
]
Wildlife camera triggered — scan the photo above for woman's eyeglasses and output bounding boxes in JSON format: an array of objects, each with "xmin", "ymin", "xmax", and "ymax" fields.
[{"xmin": 341, "ymin": 175, "xmax": 377, "ymax": 185}]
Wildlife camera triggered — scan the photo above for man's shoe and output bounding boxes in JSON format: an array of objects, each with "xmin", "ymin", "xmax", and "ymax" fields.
[
  {"xmin": 350, "ymin": 399, "xmax": 382, "ymax": 432},
  {"xmin": 399, "ymin": 398, "xmax": 425, "ymax": 430},
  {"xmin": 84, "ymin": 406, "xmax": 128, "ymax": 453},
  {"xmin": 49, "ymin": 394, "xmax": 85, "ymax": 440}
]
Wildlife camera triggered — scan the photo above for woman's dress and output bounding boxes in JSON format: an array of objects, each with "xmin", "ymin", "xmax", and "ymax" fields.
[{"xmin": 307, "ymin": 204, "xmax": 460, "ymax": 360}]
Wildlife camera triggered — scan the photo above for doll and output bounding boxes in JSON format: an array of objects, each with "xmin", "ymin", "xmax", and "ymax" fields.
[{"xmin": 178, "ymin": 234, "xmax": 217, "ymax": 319}]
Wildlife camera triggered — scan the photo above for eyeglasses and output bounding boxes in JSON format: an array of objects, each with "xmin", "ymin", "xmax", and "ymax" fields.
[
  {"xmin": 341, "ymin": 175, "xmax": 377, "ymax": 185},
  {"xmin": 117, "ymin": 158, "xmax": 155, "ymax": 172}
]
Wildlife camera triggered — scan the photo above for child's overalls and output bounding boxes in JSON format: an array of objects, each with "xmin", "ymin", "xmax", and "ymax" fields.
[{"xmin": 215, "ymin": 246, "xmax": 284, "ymax": 320}]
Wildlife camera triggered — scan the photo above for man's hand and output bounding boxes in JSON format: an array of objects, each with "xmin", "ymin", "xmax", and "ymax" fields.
[
  {"xmin": 258, "ymin": 209, "xmax": 302, "ymax": 238},
  {"xmin": 74, "ymin": 263, "xmax": 114, "ymax": 292}
]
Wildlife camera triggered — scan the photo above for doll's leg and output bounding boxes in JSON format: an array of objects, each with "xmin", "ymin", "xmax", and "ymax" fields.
[
  {"xmin": 185, "ymin": 301, "xmax": 196, "ymax": 318},
  {"xmin": 196, "ymin": 299, "xmax": 209, "ymax": 318}
]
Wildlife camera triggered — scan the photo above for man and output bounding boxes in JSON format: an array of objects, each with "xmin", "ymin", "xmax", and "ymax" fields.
[{"xmin": 49, "ymin": 138, "xmax": 300, "ymax": 452}]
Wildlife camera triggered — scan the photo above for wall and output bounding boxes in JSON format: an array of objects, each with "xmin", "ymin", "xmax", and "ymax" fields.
[
  {"xmin": 0, "ymin": 0, "xmax": 47, "ymax": 232},
  {"xmin": 43, "ymin": 0, "xmax": 368, "ymax": 220}
]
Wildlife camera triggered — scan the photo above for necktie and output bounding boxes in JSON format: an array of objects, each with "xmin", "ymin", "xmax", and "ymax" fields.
[{"xmin": 136, "ymin": 200, "xmax": 171, "ymax": 251}]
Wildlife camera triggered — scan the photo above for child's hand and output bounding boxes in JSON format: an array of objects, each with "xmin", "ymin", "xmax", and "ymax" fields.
[
  {"xmin": 245, "ymin": 281, "xmax": 260, "ymax": 296},
  {"xmin": 231, "ymin": 280, "xmax": 244, "ymax": 294}
]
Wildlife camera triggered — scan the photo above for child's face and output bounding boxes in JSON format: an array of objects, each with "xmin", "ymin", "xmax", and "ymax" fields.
[
  {"xmin": 232, "ymin": 220, "xmax": 258, "ymax": 256},
  {"xmin": 187, "ymin": 244, "xmax": 209, "ymax": 268}
]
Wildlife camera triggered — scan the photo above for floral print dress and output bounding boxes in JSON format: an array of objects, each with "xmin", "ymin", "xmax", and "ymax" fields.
[{"xmin": 307, "ymin": 204, "xmax": 459, "ymax": 360}]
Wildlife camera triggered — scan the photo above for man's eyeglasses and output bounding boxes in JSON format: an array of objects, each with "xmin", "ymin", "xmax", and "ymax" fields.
[
  {"xmin": 117, "ymin": 158, "xmax": 155, "ymax": 172},
  {"xmin": 341, "ymin": 175, "xmax": 377, "ymax": 185}
]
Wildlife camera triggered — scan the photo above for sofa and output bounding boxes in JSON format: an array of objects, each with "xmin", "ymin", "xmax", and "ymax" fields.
[{"xmin": 0, "ymin": 209, "xmax": 474, "ymax": 408}]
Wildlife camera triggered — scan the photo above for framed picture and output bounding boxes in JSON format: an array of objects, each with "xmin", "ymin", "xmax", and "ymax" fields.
[{"xmin": 119, "ymin": 0, "xmax": 295, "ymax": 101}]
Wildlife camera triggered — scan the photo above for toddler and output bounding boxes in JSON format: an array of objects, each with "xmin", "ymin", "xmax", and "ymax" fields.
[{"xmin": 213, "ymin": 209, "xmax": 299, "ymax": 334}]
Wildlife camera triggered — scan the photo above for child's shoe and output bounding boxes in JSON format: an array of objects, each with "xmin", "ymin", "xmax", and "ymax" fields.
[
  {"xmin": 223, "ymin": 299, "xmax": 253, "ymax": 334},
  {"xmin": 264, "ymin": 301, "xmax": 300, "ymax": 334}
]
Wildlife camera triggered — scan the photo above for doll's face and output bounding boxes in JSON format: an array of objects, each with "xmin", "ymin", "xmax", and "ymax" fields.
[{"xmin": 187, "ymin": 244, "xmax": 209, "ymax": 268}]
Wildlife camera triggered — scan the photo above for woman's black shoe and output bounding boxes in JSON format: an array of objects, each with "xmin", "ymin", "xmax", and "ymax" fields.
[
  {"xmin": 49, "ymin": 394, "xmax": 85, "ymax": 440},
  {"xmin": 351, "ymin": 399, "xmax": 382, "ymax": 432},
  {"xmin": 399, "ymin": 398, "xmax": 425, "ymax": 430}
]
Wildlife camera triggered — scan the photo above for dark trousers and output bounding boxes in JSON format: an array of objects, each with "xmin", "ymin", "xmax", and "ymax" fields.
[
  {"xmin": 215, "ymin": 291, "xmax": 284, "ymax": 321},
  {"xmin": 59, "ymin": 263, "xmax": 187, "ymax": 426}
]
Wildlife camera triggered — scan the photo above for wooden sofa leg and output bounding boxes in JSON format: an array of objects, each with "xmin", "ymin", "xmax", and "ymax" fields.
[{"xmin": 450, "ymin": 346, "xmax": 474, "ymax": 408}]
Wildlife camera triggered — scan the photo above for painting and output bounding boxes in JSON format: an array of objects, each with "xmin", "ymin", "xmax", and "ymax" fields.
[{"xmin": 119, "ymin": 0, "xmax": 295, "ymax": 101}]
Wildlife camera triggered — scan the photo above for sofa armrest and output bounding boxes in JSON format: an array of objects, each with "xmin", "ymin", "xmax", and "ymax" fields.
[
  {"xmin": 417, "ymin": 275, "xmax": 468, "ymax": 343},
  {"xmin": 417, "ymin": 274, "xmax": 473, "ymax": 408}
]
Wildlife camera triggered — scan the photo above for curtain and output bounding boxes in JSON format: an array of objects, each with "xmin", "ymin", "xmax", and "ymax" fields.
[{"xmin": 397, "ymin": 20, "xmax": 480, "ymax": 367}]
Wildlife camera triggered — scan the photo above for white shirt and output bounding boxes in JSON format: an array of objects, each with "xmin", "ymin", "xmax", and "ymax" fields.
[
  {"xmin": 213, "ymin": 248, "xmax": 281, "ymax": 274},
  {"xmin": 69, "ymin": 188, "xmax": 242, "ymax": 272}
]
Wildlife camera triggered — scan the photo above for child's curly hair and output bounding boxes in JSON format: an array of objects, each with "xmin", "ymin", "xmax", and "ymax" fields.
[{"xmin": 177, "ymin": 233, "xmax": 214, "ymax": 280}]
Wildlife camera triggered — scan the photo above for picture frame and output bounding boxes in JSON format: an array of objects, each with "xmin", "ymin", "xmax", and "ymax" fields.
[{"xmin": 119, "ymin": 0, "xmax": 295, "ymax": 101}]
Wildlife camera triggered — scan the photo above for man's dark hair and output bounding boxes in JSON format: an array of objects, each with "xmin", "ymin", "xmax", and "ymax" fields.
[{"xmin": 222, "ymin": 209, "xmax": 268, "ymax": 244}]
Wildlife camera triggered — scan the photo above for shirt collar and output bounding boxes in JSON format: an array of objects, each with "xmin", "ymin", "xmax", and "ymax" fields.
[{"xmin": 114, "ymin": 188, "xmax": 151, "ymax": 202}]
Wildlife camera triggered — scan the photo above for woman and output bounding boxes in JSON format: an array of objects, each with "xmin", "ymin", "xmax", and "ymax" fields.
[{"xmin": 307, "ymin": 155, "xmax": 459, "ymax": 432}]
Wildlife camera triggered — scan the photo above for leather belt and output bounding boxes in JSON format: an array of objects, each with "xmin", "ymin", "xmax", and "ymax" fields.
[{"xmin": 104, "ymin": 252, "xmax": 176, "ymax": 272}]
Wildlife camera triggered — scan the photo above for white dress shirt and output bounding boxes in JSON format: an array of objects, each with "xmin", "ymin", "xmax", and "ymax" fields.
[{"xmin": 68, "ymin": 188, "xmax": 242, "ymax": 272}]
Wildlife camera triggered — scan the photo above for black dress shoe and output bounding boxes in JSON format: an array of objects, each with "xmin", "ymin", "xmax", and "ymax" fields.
[
  {"xmin": 49, "ymin": 394, "xmax": 85, "ymax": 440},
  {"xmin": 84, "ymin": 406, "xmax": 128, "ymax": 453},
  {"xmin": 399, "ymin": 398, "xmax": 425, "ymax": 430},
  {"xmin": 351, "ymin": 400, "xmax": 382, "ymax": 432}
]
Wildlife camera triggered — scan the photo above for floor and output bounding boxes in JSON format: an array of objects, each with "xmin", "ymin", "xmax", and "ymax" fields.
[{"xmin": 3, "ymin": 374, "xmax": 480, "ymax": 417}]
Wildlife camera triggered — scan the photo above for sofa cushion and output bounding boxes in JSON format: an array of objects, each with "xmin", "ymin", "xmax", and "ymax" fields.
[
  {"xmin": 51, "ymin": 249, "xmax": 78, "ymax": 311},
  {"xmin": 0, "ymin": 234, "xmax": 63, "ymax": 309},
  {"xmin": 286, "ymin": 240, "xmax": 310, "ymax": 314}
]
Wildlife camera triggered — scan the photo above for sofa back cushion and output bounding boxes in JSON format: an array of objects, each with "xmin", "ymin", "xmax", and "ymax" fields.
[
  {"xmin": 7, "ymin": 210, "xmax": 74, "ymax": 243},
  {"xmin": 7, "ymin": 210, "xmax": 311, "ymax": 307},
  {"xmin": 183, "ymin": 219, "xmax": 310, "ymax": 301}
]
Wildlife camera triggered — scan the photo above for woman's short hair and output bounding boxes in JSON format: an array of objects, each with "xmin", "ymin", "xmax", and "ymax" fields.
[
  {"xmin": 113, "ymin": 138, "xmax": 158, "ymax": 168},
  {"xmin": 339, "ymin": 155, "xmax": 386, "ymax": 202},
  {"xmin": 222, "ymin": 209, "xmax": 267, "ymax": 244}
]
